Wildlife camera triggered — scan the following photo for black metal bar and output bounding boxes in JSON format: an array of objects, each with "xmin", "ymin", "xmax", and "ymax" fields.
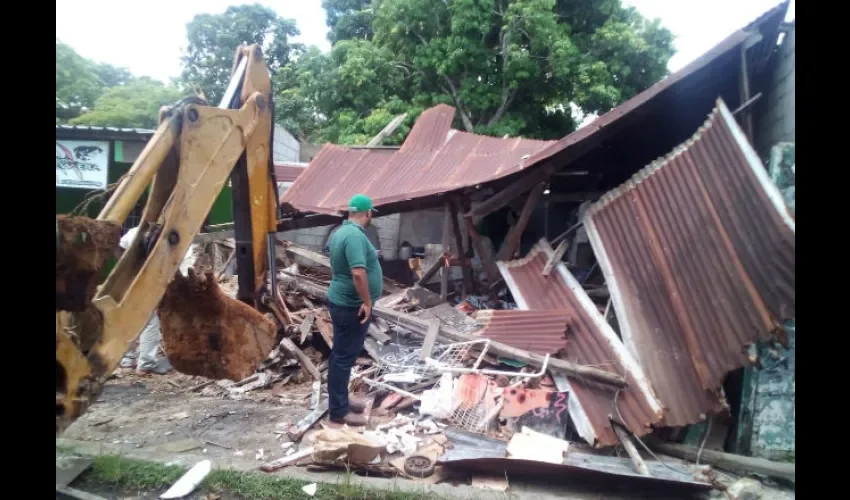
[
  {"xmin": 226, "ymin": 53, "xmax": 255, "ymax": 306},
  {"xmin": 230, "ymin": 152, "xmax": 256, "ymax": 306}
]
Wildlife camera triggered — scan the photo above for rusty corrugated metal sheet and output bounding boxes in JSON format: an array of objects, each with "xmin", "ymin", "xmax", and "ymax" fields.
[
  {"xmin": 473, "ymin": 310, "xmax": 570, "ymax": 356},
  {"xmin": 584, "ymin": 98, "xmax": 795, "ymax": 428},
  {"xmin": 273, "ymin": 162, "xmax": 307, "ymax": 183},
  {"xmin": 497, "ymin": 242, "xmax": 663, "ymax": 448},
  {"xmin": 281, "ymin": 105, "xmax": 555, "ymax": 215},
  {"xmin": 522, "ymin": 1, "xmax": 788, "ymax": 171}
]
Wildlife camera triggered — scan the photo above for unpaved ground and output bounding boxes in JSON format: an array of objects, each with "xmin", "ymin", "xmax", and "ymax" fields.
[
  {"xmin": 62, "ymin": 371, "xmax": 796, "ymax": 500},
  {"xmin": 64, "ymin": 370, "xmax": 312, "ymax": 465}
]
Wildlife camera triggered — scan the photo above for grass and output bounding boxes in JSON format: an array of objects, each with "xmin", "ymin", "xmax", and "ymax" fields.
[{"xmin": 73, "ymin": 454, "xmax": 439, "ymax": 500}]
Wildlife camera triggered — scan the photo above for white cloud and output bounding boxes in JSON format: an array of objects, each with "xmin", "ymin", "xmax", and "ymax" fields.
[{"xmin": 56, "ymin": 0, "xmax": 330, "ymax": 83}]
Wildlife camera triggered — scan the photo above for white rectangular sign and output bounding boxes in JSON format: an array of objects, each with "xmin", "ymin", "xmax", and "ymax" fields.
[{"xmin": 56, "ymin": 140, "xmax": 109, "ymax": 190}]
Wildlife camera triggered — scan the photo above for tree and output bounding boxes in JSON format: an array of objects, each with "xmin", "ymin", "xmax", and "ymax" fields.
[
  {"xmin": 276, "ymin": 40, "xmax": 415, "ymax": 144},
  {"xmin": 56, "ymin": 40, "xmax": 135, "ymax": 123},
  {"xmin": 369, "ymin": 0, "xmax": 673, "ymax": 138},
  {"xmin": 181, "ymin": 4, "xmax": 304, "ymax": 105},
  {"xmin": 323, "ymin": 0, "xmax": 374, "ymax": 44},
  {"xmin": 70, "ymin": 79, "xmax": 184, "ymax": 129},
  {"xmin": 300, "ymin": 0, "xmax": 673, "ymax": 140}
]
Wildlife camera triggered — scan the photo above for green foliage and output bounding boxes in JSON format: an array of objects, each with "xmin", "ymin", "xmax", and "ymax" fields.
[
  {"xmin": 56, "ymin": 40, "xmax": 135, "ymax": 123},
  {"xmin": 181, "ymin": 4, "xmax": 304, "ymax": 105},
  {"xmin": 78, "ymin": 454, "xmax": 438, "ymax": 500},
  {"xmin": 277, "ymin": 0, "xmax": 674, "ymax": 143},
  {"xmin": 70, "ymin": 80, "xmax": 184, "ymax": 129},
  {"xmin": 324, "ymin": 0, "xmax": 374, "ymax": 43}
]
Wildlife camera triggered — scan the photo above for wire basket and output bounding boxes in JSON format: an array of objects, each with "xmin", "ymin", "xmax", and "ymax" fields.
[{"xmin": 376, "ymin": 339, "xmax": 490, "ymax": 382}]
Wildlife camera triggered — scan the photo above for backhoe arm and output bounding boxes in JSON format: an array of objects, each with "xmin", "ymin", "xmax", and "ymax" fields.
[{"xmin": 56, "ymin": 44, "xmax": 279, "ymax": 434}]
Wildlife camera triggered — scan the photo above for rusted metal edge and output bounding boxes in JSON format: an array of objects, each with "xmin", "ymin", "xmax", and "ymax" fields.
[{"xmin": 497, "ymin": 240, "xmax": 663, "ymax": 445}]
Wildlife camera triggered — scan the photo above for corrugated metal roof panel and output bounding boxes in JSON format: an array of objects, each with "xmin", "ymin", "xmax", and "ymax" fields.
[
  {"xmin": 497, "ymin": 242, "xmax": 663, "ymax": 448},
  {"xmin": 280, "ymin": 2, "xmax": 787, "ymax": 217},
  {"xmin": 280, "ymin": 109, "xmax": 555, "ymax": 215},
  {"xmin": 473, "ymin": 310, "xmax": 570, "ymax": 356},
  {"xmin": 274, "ymin": 162, "xmax": 307, "ymax": 183},
  {"xmin": 584, "ymin": 98, "xmax": 795, "ymax": 427},
  {"xmin": 56, "ymin": 124, "xmax": 155, "ymax": 135}
]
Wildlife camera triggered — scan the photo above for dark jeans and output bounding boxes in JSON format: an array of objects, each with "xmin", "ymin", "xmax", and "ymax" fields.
[{"xmin": 327, "ymin": 302, "xmax": 371, "ymax": 419}]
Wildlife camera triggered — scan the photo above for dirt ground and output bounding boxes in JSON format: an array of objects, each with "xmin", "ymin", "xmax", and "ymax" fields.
[
  {"xmin": 63, "ymin": 370, "xmax": 313, "ymax": 465},
  {"xmin": 62, "ymin": 370, "xmax": 796, "ymax": 500}
]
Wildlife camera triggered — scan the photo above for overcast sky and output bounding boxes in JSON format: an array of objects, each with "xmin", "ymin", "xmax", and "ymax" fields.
[{"xmin": 56, "ymin": 0, "xmax": 794, "ymax": 84}]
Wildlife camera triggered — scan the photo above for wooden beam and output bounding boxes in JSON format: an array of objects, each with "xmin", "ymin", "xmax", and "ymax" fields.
[
  {"xmin": 467, "ymin": 163, "xmax": 556, "ymax": 218},
  {"xmin": 440, "ymin": 203, "xmax": 451, "ymax": 300},
  {"xmin": 732, "ymin": 92, "xmax": 763, "ymax": 116},
  {"xmin": 416, "ymin": 252, "xmax": 448, "ymax": 286},
  {"xmin": 464, "ymin": 214, "xmax": 501, "ymax": 284},
  {"xmin": 550, "ymin": 221, "xmax": 583, "ymax": 247},
  {"xmin": 366, "ymin": 113, "xmax": 407, "ymax": 147},
  {"xmin": 613, "ymin": 424, "xmax": 650, "ymax": 476},
  {"xmin": 498, "ymin": 182, "xmax": 545, "ymax": 261},
  {"xmin": 651, "ymin": 441, "xmax": 795, "ymax": 483},
  {"xmin": 738, "ymin": 45, "xmax": 754, "ymax": 141},
  {"xmin": 373, "ymin": 305, "xmax": 628, "ymax": 388},
  {"xmin": 449, "ymin": 199, "xmax": 474, "ymax": 293},
  {"xmin": 542, "ymin": 239, "xmax": 569, "ymax": 277},
  {"xmin": 277, "ymin": 214, "xmax": 343, "ymax": 232},
  {"xmin": 419, "ymin": 320, "xmax": 440, "ymax": 361}
]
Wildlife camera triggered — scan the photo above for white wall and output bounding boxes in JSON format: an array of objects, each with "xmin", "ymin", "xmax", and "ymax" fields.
[
  {"xmin": 273, "ymin": 125, "xmax": 300, "ymax": 163},
  {"xmin": 756, "ymin": 26, "xmax": 795, "ymax": 155}
]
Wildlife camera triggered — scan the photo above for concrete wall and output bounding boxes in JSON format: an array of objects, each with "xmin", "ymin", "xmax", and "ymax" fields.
[
  {"xmin": 273, "ymin": 125, "xmax": 300, "ymax": 163},
  {"xmin": 756, "ymin": 25, "xmax": 795, "ymax": 156},
  {"xmin": 278, "ymin": 212, "xmax": 402, "ymax": 259}
]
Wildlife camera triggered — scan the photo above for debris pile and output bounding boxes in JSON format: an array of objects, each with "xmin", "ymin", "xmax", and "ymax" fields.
[{"xmin": 146, "ymin": 236, "xmax": 794, "ymax": 496}]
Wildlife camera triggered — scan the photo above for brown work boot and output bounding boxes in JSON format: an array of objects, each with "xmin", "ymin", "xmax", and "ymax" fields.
[
  {"xmin": 330, "ymin": 411, "xmax": 367, "ymax": 427},
  {"xmin": 348, "ymin": 396, "xmax": 368, "ymax": 414}
]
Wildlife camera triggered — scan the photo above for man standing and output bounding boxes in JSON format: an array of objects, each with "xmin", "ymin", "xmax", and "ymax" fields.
[
  {"xmin": 326, "ymin": 194, "xmax": 383, "ymax": 425},
  {"xmin": 117, "ymin": 226, "xmax": 172, "ymax": 375}
]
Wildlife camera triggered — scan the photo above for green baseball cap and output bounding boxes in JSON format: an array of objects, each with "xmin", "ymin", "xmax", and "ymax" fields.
[{"xmin": 348, "ymin": 194, "xmax": 377, "ymax": 213}]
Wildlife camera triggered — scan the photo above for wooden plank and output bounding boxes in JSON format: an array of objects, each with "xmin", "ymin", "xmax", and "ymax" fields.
[
  {"xmin": 440, "ymin": 203, "xmax": 451, "ymax": 300},
  {"xmin": 372, "ymin": 305, "xmax": 627, "ymax": 388},
  {"xmin": 284, "ymin": 243, "xmax": 405, "ymax": 294},
  {"xmin": 449, "ymin": 199, "xmax": 474, "ymax": 293},
  {"xmin": 464, "ymin": 215, "xmax": 500, "ymax": 284},
  {"xmin": 651, "ymin": 441, "xmax": 795, "ymax": 483},
  {"xmin": 315, "ymin": 314, "xmax": 335, "ymax": 348},
  {"xmin": 498, "ymin": 182, "xmax": 545, "ymax": 261},
  {"xmin": 299, "ymin": 312, "xmax": 315, "ymax": 344},
  {"xmin": 419, "ymin": 320, "xmax": 440, "ymax": 361},
  {"xmin": 613, "ymin": 424, "xmax": 650, "ymax": 476},
  {"xmin": 287, "ymin": 400, "xmax": 329, "ymax": 441},
  {"xmin": 417, "ymin": 252, "xmax": 447, "ymax": 286},
  {"xmin": 550, "ymin": 221, "xmax": 583, "ymax": 247},
  {"xmin": 367, "ymin": 323, "xmax": 391, "ymax": 344},
  {"xmin": 467, "ymin": 163, "xmax": 556, "ymax": 218},
  {"xmin": 260, "ymin": 446, "xmax": 315, "ymax": 472},
  {"xmin": 366, "ymin": 113, "xmax": 407, "ymax": 147},
  {"xmin": 542, "ymin": 239, "xmax": 569, "ymax": 277}
]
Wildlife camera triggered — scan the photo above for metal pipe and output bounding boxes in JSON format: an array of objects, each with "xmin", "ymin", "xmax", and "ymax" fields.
[
  {"xmin": 425, "ymin": 354, "xmax": 550, "ymax": 378},
  {"xmin": 360, "ymin": 378, "xmax": 422, "ymax": 400}
]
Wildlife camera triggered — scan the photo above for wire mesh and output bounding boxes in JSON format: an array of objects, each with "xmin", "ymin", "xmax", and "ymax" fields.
[
  {"xmin": 444, "ymin": 373, "xmax": 501, "ymax": 434},
  {"xmin": 375, "ymin": 339, "xmax": 490, "ymax": 381}
]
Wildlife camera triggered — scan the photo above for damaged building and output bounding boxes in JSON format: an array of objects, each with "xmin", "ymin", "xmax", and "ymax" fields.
[{"xmin": 61, "ymin": 1, "xmax": 795, "ymax": 496}]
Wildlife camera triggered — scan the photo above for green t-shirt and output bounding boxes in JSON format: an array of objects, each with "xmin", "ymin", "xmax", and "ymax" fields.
[{"xmin": 327, "ymin": 220, "xmax": 384, "ymax": 307}]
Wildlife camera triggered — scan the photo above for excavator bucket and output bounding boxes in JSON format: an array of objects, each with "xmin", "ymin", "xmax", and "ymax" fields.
[
  {"xmin": 158, "ymin": 267, "xmax": 277, "ymax": 381},
  {"xmin": 56, "ymin": 215, "xmax": 121, "ymax": 312},
  {"xmin": 56, "ymin": 42, "xmax": 278, "ymax": 433}
]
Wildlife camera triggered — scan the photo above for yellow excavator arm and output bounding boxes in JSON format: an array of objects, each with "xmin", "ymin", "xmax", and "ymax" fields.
[{"xmin": 56, "ymin": 44, "xmax": 281, "ymax": 434}]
